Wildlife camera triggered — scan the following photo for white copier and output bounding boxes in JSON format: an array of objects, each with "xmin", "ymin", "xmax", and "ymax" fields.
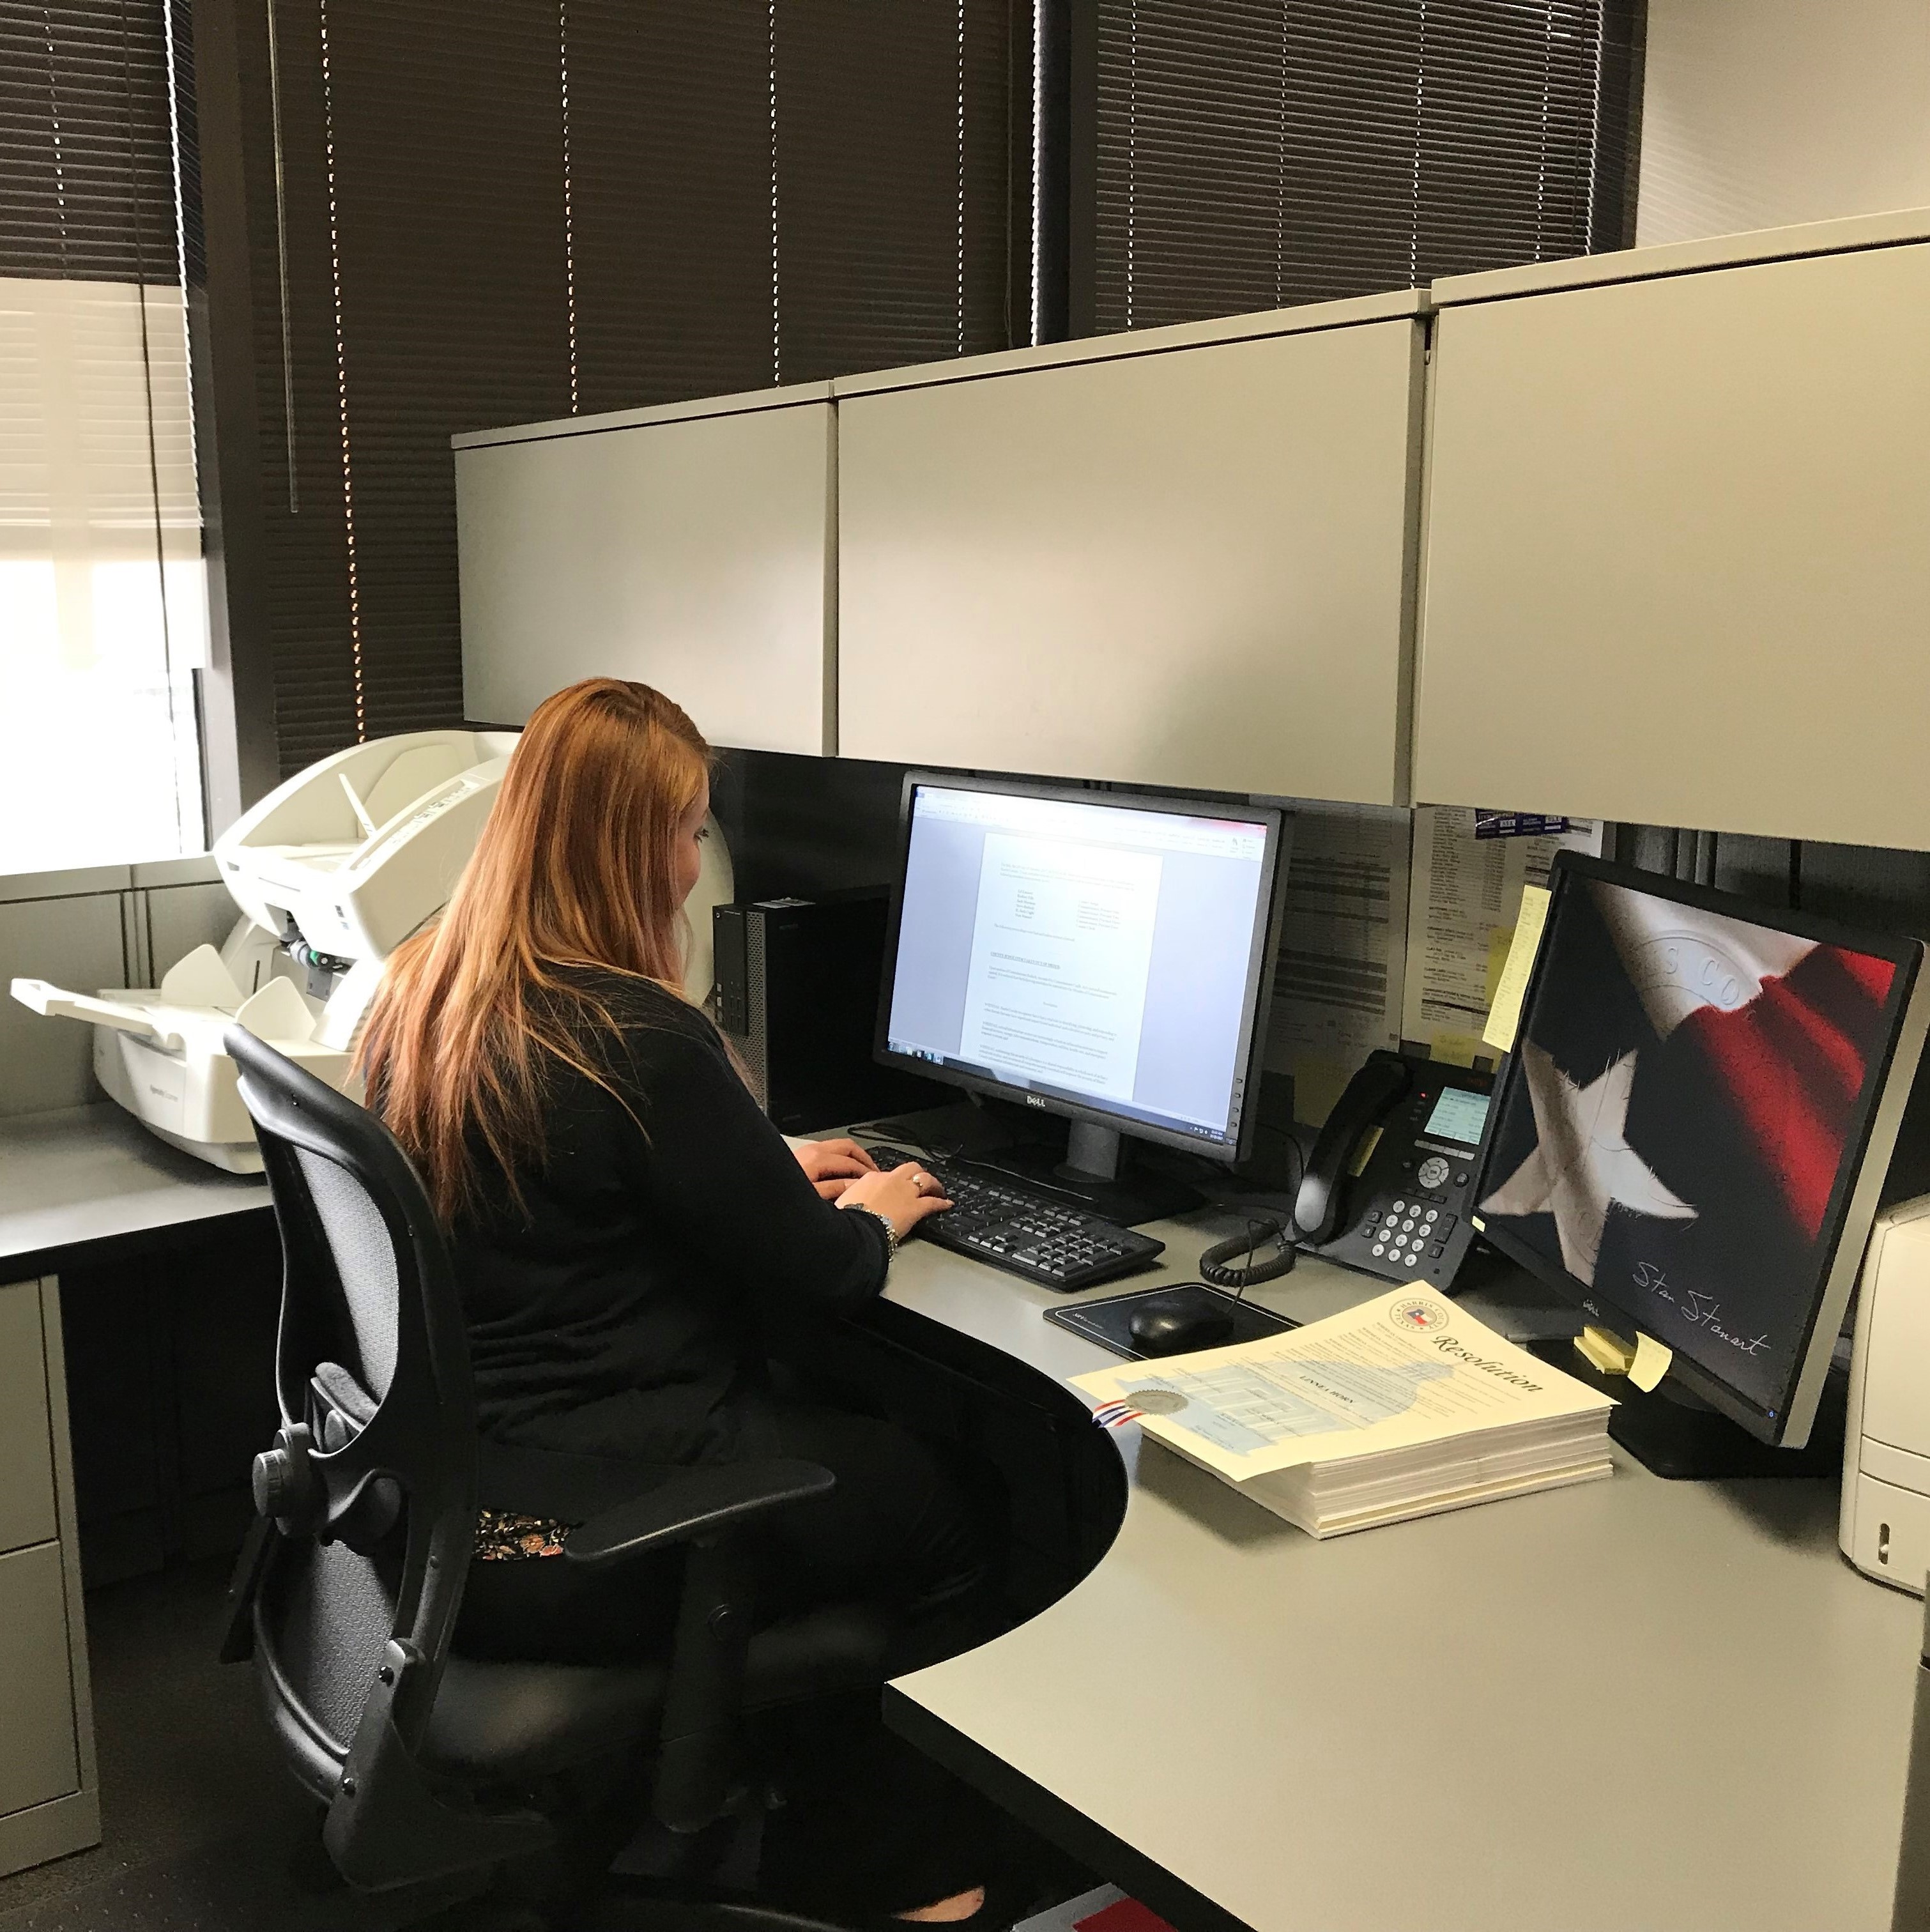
[
  {"xmin": 11, "ymin": 729, "xmax": 735, "ymax": 1174},
  {"xmin": 1843, "ymin": 1197, "xmax": 1930, "ymax": 1593}
]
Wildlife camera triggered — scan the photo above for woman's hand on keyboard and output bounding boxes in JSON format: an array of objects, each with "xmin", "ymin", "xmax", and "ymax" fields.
[
  {"xmin": 793, "ymin": 1137, "xmax": 880, "ymax": 1200},
  {"xmin": 837, "ymin": 1162, "xmax": 954, "ymax": 1239}
]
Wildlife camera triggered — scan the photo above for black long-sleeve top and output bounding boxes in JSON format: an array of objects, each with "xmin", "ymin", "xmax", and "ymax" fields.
[{"xmin": 445, "ymin": 969, "xmax": 890, "ymax": 1512}]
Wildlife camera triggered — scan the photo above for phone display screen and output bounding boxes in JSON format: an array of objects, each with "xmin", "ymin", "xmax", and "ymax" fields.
[{"xmin": 1424, "ymin": 1088, "xmax": 1490, "ymax": 1148}]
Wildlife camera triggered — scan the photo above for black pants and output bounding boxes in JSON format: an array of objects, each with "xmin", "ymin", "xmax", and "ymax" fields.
[{"xmin": 456, "ymin": 1399, "xmax": 1004, "ymax": 1915}]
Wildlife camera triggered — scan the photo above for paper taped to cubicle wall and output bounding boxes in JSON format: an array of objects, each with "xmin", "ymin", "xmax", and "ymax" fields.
[
  {"xmin": 1402, "ymin": 808, "xmax": 1599, "ymax": 1066},
  {"xmin": 1266, "ymin": 804, "xmax": 1408, "ymax": 1126},
  {"xmin": 1073, "ymin": 1287, "xmax": 1614, "ymax": 1536}
]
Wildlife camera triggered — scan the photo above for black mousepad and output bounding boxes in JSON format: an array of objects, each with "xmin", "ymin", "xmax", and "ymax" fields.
[{"xmin": 1045, "ymin": 1282, "xmax": 1298, "ymax": 1360}]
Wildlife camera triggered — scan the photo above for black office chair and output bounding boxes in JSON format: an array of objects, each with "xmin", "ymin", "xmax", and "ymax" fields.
[{"xmin": 219, "ymin": 1027, "xmax": 894, "ymax": 1931}]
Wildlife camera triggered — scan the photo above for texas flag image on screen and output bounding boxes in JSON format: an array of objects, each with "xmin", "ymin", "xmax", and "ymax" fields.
[{"xmin": 1478, "ymin": 875, "xmax": 1899, "ymax": 1413}]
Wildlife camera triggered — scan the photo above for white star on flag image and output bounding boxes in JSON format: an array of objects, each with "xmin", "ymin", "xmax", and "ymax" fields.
[{"xmin": 1480, "ymin": 1041, "xmax": 1696, "ymax": 1285}]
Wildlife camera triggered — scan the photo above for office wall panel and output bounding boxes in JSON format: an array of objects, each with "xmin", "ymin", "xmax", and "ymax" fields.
[
  {"xmin": 144, "ymin": 881, "xmax": 240, "ymax": 981},
  {"xmin": 455, "ymin": 400, "xmax": 834, "ymax": 754},
  {"xmin": 837, "ymin": 319, "xmax": 1424, "ymax": 803},
  {"xmin": 1416, "ymin": 238, "xmax": 1930, "ymax": 848},
  {"xmin": 0, "ymin": 893, "xmax": 125, "ymax": 1117}
]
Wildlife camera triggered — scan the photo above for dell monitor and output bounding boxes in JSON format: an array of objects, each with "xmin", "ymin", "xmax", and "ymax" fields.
[
  {"xmin": 1474, "ymin": 852, "xmax": 1930, "ymax": 1471},
  {"xmin": 875, "ymin": 774, "xmax": 1289, "ymax": 1221}
]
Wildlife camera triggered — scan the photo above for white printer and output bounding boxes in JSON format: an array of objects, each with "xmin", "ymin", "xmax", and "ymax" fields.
[
  {"xmin": 1842, "ymin": 1196, "xmax": 1930, "ymax": 1592},
  {"xmin": 12, "ymin": 726, "xmax": 734, "ymax": 1172},
  {"xmin": 213, "ymin": 730, "xmax": 521, "ymax": 969},
  {"xmin": 13, "ymin": 732, "xmax": 519, "ymax": 1172}
]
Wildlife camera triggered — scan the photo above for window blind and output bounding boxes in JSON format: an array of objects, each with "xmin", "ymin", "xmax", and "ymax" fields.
[
  {"xmin": 238, "ymin": 0, "xmax": 1023, "ymax": 775},
  {"xmin": 564, "ymin": 2, "xmax": 773, "ymax": 415},
  {"xmin": 0, "ymin": 0, "xmax": 179, "ymax": 282},
  {"xmin": 1, "ymin": 0, "xmax": 205, "ymax": 871},
  {"xmin": 772, "ymin": 0, "xmax": 1018, "ymax": 383},
  {"xmin": 1089, "ymin": 0, "xmax": 1638, "ymax": 334}
]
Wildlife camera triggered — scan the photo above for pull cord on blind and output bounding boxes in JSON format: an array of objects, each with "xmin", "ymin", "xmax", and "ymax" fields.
[
  {"xmin": 1088, "ymin": 0, "xmax": 1641, "ymax": 335},
  {"xmin": 241, "ymin": 0, "xmax": 1023, "ymax": 777},
  {"xmin": 0, "ymin": 0, "xmax": 206, "ymax": 872}
]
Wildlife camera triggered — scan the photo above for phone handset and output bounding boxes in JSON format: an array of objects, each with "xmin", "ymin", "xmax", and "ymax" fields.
[
  {"xmin": 1199, "ymin": 1051, "xmax": 1420, "ymax": 1290},
  {"xmin": 1292, "ymin": 1050, "xmax": 1413, "ymax": 1245}
]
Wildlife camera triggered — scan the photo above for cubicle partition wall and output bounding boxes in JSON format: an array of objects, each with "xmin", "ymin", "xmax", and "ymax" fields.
[
  {"xmin": 0, "ymin": 859, "xmax": 235, "ymax": 1119},
  {"xmin": 1416, "ymin": 208, "xmax": 1930, "ymax": 852},
  {"xmin": 834, "ymin": 293, "xmax": 1427, "ymax": 804},
  {"xmin": 453, "ymin": 384, "xmax": 838, "ymax": 753}
]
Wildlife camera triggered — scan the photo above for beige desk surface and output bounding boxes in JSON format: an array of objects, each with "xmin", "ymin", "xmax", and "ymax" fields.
[
  {"xmin": 879, "ymin": 1208, "xmax": 1920, "ymax": 1932},
  {"xmin": 6, "ymin": 1112, "xmax": 1912, "ymax": 1924},
  {"xmin": 0, "ymin": 1105, "xmax": 266, "ymax": 1269}
]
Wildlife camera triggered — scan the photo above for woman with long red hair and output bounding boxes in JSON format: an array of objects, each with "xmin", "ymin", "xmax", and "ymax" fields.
[{"xmin": 360, "ymin": 678, "xmax": 1008, "ymax": 1924}]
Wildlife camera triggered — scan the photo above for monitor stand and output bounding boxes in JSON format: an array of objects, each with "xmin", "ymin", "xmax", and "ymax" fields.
[
  {"xmin": 1526, "ymin": 1340, "xmax": 1848, "ymax": 1480},
  {"xmin": 978, "ymin": 1121, "xmax": 1201, "ymax": 1228}
]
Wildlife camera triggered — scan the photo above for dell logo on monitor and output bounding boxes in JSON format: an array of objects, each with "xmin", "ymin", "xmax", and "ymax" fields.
[{"xmin": 1025, "ymin": 1094, "xmax": 1046, "ymax": 1108}]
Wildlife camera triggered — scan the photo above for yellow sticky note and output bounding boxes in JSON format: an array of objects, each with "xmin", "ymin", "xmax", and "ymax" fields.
[
  {"xmin": 1484, "ymin": 924, "xmax": 1517, "ymax": 1006},
  {"xmin": 1629, "ymin": 1333, "xmax": 1673, "ymax": 1393},
  {"xmin": 1482, "ymin": 884, "xmax": 1552, "ymax": 1054},
  {"xmin": 1575, "ymin": 1324, "xmax": 1636, "ymax": 1377},
  {"xmin": 1470, "ymin": 1214, "xmax": 1485, "ymax": 1233}
]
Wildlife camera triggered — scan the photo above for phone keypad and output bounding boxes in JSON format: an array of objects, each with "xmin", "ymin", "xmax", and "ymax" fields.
[{"xmin": 1356, "ymin": 1188, "xmax": 1461, "ymax": 1275}]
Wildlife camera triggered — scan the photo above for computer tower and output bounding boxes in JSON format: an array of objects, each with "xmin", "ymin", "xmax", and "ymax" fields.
[{"xmin": 713, "ymin": 889, "xmax": 950, "ymax": 1135}]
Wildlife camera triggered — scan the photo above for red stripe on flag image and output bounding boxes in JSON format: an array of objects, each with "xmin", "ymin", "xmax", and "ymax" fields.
[
  {"xmin": 1676, "ymin": 946, "xmax": 1896, "ymax": 1239},
  {"xmin": 1839, "ymin": 950, "xmax": 1900, "ymax": 1002}
]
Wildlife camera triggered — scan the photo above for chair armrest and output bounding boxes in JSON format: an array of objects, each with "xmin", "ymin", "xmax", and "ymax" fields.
[{"xmin": 563, "ymin": 1458, "xmax": 834, "ymax": 1567}]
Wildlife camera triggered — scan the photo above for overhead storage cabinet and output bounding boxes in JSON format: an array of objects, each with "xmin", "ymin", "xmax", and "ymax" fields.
[
  {"xmin": 836, "ymin": 294, "xmax": 1427, "ymax": 804},
  {"xmin": 1416, "ymin": 211, "xmax": 1930, "ymax": 849},
  {"xmin": 454, "ymin": 388, "xmax": 835, "ymax": 754}
]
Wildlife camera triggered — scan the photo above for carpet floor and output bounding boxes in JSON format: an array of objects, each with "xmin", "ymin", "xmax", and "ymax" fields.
[{"xmin": 0, "ymin": 1559, "xmax": 415, "ymax": 1931}]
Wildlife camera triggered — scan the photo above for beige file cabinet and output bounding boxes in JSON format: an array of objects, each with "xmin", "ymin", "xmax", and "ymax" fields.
[
  {"xmin": 836, "ymin": 293, "xmax": 1426, "ymax": 804},
  {"xmin": 1416, "ymin": 209, "xmax": 1930, "ymax": 848},
  {"xmin": 0, "ymin": 1276, "xmax": 98, "ymax": 1876},
  {"xmin": 454, "ymin": 385, "xmax": 836, "ymax": 755}
]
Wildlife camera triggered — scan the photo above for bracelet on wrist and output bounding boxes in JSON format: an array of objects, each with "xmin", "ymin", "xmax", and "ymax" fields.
[{"xmin": 845, "ymin": 1202, "xmax": 900, "ymax": 1261}]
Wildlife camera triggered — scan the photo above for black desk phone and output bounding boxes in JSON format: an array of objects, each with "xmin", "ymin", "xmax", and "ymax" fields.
[{"xmin": 1295, "ymin": 1050, "xmax": 1494, "ymax": 1291}]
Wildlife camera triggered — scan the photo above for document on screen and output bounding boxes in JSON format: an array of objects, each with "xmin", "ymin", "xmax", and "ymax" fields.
[{"xmin": 958, "ymin": 833, "xmax": 1162, "ymax": 1100}]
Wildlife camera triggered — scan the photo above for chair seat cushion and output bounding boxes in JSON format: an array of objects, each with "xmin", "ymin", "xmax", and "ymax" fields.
[{"xmin": 423, "ymin": 1600, "xmax": 895, "ymax": 1782}]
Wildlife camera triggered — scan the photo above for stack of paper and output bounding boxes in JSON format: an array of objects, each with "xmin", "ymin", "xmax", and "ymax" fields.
[{"xmin": 1072, "ymin": 1285, "xmax": 1614, "ymax": 1538}]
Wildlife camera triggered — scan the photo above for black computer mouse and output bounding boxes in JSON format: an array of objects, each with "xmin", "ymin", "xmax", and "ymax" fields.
[{"xmin": 1128, "ymin": 1297, "xmax": 1235, "ymax": 1357}]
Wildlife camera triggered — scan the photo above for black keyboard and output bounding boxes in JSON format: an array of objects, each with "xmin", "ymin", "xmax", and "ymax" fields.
[{"xmin": 866, "ymin": 1146, "xmax": 1165, "ymax": 1292}]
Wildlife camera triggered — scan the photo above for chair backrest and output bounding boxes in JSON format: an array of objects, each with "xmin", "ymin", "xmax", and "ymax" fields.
[{"xmin": 225, "ymin": 1027, "xmax": 547, "ymax": 1890}]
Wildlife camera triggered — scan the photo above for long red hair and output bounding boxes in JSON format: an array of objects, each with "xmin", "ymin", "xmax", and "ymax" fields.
[{"xmin": 359, "ymin": 678, "xmax": 712, "ymax": 1222}]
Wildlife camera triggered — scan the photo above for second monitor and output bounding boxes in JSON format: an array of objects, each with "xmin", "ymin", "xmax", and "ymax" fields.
[{"xmin": 875, "ymin": 773, "xmax": 1289, "ymax": 1222}]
